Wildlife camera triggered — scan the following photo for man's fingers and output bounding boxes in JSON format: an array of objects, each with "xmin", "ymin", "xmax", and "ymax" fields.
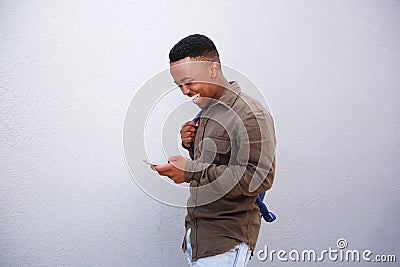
[
  {"xmin": 181, "ymin": 126, "xmax": 197, "ymax": 133},
  {"xmin": 181, "ymin": 121, "xmax": 197, "ymax": 129},
  {"xmin": 181, "ymin": 131, "xmax": 195, "ymax": 138},
  {"xmin": 153, "ymin": 163, "xmax": 172, "ymax": 176},
  {"xmin": 182, "ymin": 138, "xmax": 194, "ymax": 145},
  {"xmin": 168, "ymin": 155, "xmax": 181, "ymax": 162},
  {"xmin": 168, "ymin": 156, "xmax": 188, "ymax": 172}
]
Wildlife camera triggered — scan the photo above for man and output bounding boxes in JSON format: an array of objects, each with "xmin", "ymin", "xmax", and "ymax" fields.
[{"xmin": 154, "ymin": 34, "xmax": 276, "ymax": 266}]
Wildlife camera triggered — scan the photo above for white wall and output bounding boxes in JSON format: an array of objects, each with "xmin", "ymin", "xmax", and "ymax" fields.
[{"xmin": 1, "ymin": 1, "xmax": 399, "ymax": 266}]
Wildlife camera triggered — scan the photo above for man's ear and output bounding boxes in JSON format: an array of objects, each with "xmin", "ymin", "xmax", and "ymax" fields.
[{"xmin": 209, "ymin": 62, "xmax": 219, "ymax": 79}]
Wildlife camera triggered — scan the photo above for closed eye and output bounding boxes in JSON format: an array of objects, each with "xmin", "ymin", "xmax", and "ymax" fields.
[{"xmin": 177, "ymin": 81, "xmax": 193, "ymax": 89}]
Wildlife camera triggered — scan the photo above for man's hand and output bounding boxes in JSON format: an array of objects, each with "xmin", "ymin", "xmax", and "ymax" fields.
[
  {"xmin": 153, "ymin": 155, "xmax": 188, "ymax": 184},
  {"xmin": 180, "ymin": 121, "xmax": 198, "ymax": 149}
]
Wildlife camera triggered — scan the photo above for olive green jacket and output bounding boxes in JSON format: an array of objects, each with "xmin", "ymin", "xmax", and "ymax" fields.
[{"xmin": 182, "ymin": 81, "xmax": 276, "ymax": 260}]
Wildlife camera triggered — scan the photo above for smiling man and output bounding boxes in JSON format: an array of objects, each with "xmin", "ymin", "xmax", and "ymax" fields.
[{"xmin": 154, "ymin": 34, "xmax": 276, "ymax": 267}]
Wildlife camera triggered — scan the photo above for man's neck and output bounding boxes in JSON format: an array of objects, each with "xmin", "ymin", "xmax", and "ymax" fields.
[{"xmin": 214, "ymin": 77, "xmax": 230, "ymax": 100}]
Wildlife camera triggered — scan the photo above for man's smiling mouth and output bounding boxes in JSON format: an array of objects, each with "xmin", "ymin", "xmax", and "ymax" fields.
[{"xmin": 191, "ymin": 93, "xmax": 201, "ymax": 103}]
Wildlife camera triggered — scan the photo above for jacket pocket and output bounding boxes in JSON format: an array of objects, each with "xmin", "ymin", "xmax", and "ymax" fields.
[{"xmin": 201, "ymin": 136, "xmax": 231, "ymax": 165}]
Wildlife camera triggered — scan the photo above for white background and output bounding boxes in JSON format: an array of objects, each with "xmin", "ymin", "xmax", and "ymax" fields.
[{"xmin": 1, "ymin": 1, "xmax": 399, "ymax": 266}]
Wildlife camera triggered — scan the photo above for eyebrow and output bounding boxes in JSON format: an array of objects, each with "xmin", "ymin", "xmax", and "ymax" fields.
[{"xmin": 174, "ymin": 77, "xmax": 193, "ymax": 85}]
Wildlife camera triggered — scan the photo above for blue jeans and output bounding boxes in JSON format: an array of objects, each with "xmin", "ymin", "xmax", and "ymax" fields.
[{"xmin": 186, "ymin": 228, "xmax": 252, "ymax": 267}]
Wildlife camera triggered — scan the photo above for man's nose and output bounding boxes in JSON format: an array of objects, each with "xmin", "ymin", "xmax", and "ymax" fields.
[{"xmin": 181, "ymin": 85, "xmax": 190, "ymax": 95}]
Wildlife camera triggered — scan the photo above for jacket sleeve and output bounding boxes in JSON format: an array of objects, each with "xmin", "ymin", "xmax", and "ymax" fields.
[{"xmin": 184, "ymin": 109, "xmax": 276, "ymax": 197}]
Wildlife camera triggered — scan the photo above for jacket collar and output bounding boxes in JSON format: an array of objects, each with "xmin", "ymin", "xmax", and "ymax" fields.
[
  {"xmin": 199, "ymin": 81, "xmax": 241, "ymax": 127},
  {"xmin": 218, "ymin": 81, "xmax": 241, "ymax": 108},
  {"xmin": 203, "ymin": 81, "xmax": 240, "ymax": 113}
]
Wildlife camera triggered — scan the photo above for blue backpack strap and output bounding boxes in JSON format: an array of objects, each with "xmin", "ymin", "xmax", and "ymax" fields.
[
  {"xmin": 189, "ymin": 111, "xmax": 276, "ymax": 223},
  {"xmin": 256, "ymin": 192, "xmax": 276, "ymax": 223},
  {"xmin": 189, "ymin": 110, "xmax": 203, "ymax": 155}
]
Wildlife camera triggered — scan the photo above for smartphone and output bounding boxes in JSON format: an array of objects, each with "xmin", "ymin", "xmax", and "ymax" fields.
[{"xmin": 142, "ymin": 159, "xmax": 159, "ymax": 166}]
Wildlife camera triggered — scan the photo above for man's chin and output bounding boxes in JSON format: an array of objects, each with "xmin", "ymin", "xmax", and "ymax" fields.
[{"xmin": 194, "ymin": 98, "xmax": 208, "ymax": 108}]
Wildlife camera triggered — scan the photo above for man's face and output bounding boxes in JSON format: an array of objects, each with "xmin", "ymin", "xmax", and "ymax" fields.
[{"xmin": 170, "ymin": 57, "xmax": 218, "ymax": 108}]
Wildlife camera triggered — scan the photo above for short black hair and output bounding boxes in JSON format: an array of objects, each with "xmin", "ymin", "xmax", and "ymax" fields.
[{"xmin": 169, "ymin": 34, "xmax": 220, "ymax": 63}]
